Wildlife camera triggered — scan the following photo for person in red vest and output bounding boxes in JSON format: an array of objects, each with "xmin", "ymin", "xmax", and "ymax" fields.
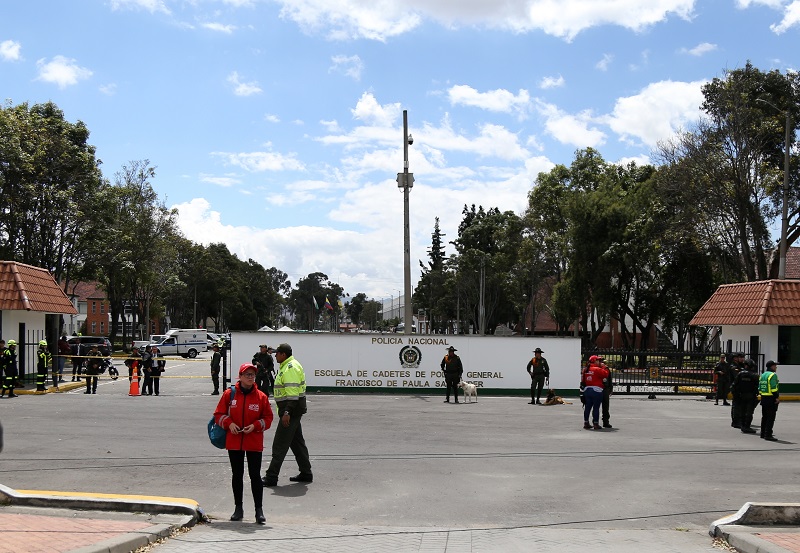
[{"xmin": 582, "ymin": 355, "xmax": 609, "ymax": 430}]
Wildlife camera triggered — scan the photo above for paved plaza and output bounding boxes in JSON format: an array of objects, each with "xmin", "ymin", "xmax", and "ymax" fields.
[{"xmin": 1, "ymin": 354, "xmax": 798, "ymax": 551}]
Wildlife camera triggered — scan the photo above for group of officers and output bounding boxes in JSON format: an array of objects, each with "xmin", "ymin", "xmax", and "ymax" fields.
[{"xmin": 714, "ymin": 352, "xmax": 781, "ymax": 440}]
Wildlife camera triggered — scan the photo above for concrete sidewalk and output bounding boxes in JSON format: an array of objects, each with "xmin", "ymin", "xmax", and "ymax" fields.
[{"xmin": 2, "ymin": 485, "xmax": 800, "ymax": 553}]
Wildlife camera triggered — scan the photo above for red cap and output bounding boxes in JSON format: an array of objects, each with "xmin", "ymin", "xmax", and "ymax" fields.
[{"xmin": 239, "ymin": 363, "xmax": 257, "ymax": 376}]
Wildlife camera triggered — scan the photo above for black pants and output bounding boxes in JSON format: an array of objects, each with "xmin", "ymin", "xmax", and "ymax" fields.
[
  {"xmin": 445, "ymin": 374, "xmax": 459, "ymax": 401},
  {"xmin": 266, "ymin": 415, "xmax": 312, "ymax": 481},
  {"xmin": 715, "ymin": 382, "xmax": 729, "ymax": 402},
  {"xmin": 142, "ymin": 370, "xmax": 153, "ymax": 394},
  {"xmin": 36, "ymin": 368, "xmax": 47, "ymax": 391},
  {"xmin": 152, "ymin": 372, "xmax": 160, "ymax": 395},
  {"xmin": 1, "ymin": 373, "xmax": 16, "ymax": 396},
  {"xmin": 211, "ymin": 370, "xmax": 220, "ymax": 393},
  {"xmin": 228, "ymin": 450, "xmax": 263, "ymax": 509},
  {"xmin": 85, "ymin": 374, "xmax": 98, "ymax": 393},
  {"xmin": 760, "ymin": 396, "xmax": 778, "ymax": 437},
  {"xmin": 72, "ymin": 360, "xmax": 83, "ymax": 379},
  {"xmin": 531, "ymin": 375, "xmax": 546, "ymax": 402},
  {"xmin": 602, "ymin": 390, "xmax": 611, "ymax": 424},
  {"xmin": 738, "ymin": 396, "xmax": 757, "ymax": 429}
]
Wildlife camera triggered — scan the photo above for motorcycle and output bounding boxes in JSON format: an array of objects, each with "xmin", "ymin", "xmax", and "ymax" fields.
[{"xmin": 98, "ymin": 357, "xmax": 119, "ymax": 380}]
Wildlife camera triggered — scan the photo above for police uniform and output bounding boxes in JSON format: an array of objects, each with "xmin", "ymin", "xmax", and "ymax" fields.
[
  {"xmin": 263, "ymin": 343, "xmax": 312, "ymax": 486},
  {"xmin": 252, "ymin": 346, "xmax": 275, "ymax": 395},
  {"xmin": 0, "ymin": 342, "xmax": 18, "ymax": 398},
  {"xmin": 759, "ymin": 361, "xmax": 780, "ymax": 441},
  {"xmin": 731, "ymin": 360, "xmax": 759, "ymax": 433},
  {"xmin": 713, "ymin": 356, "xmax": 731, "ymax": 405},
  {"xmin": 84, "ymin": 346, "xmax": 102, "ymax": 394},
  {"xmin": 728, "ymin": 353, "xmax": 745, "ymax": 427},
  {"xmin": 440, "ymin": 346, "xmax": 463, "ymax": 403},
  {"xmin": 527, "ymin": 348, "xmax": 550, "ymax": 405},
  {"xmin": 36, "ymin": 341, "xmax": 52, "ymax": 392}
]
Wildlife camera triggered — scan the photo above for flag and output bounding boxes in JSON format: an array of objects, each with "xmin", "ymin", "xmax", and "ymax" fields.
[
  {"xmin": 313, "ymin": 296, "xmax": 319, "ymax": 310},
  {"xmin": 338, "ymin": 299, "xmax": 344, "ymax": 309},
  {"xmin": 325, "ymin": 296, "xmax": 334, "ymax": 310}
]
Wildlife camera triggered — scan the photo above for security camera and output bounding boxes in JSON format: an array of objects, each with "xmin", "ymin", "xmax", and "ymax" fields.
[{"xmin": 407, "ymin": 134, "xmax": 414, "ymax": 146}]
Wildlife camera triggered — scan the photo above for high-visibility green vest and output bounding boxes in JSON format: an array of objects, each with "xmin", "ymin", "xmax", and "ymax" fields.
[
  {"xmin": 274, "ymin": 355, "xmax": 306, "ymax": 402},
  {"xmin": 758, "ymin": 371, "xmax": 779, "ymax": 396}
]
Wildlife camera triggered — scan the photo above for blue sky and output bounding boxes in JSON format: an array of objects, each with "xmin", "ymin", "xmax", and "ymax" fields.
[{"xmin": 1, "ymin": 0, "xmax": 797, "ymax": 302}]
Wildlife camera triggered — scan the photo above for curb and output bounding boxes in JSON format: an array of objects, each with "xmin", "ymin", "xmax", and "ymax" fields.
[
  {"xmin": 709, "ymin": 502, "xmax": 800, "ymax": 535},
  {"xmin": 0, "ymin": 483, "xmax": 204, "ymax": 523}
]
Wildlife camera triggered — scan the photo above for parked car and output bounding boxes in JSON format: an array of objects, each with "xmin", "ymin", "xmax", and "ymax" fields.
[{"xmin": 67, "ymin": 336, "xmax": 113, "ymax": 356}]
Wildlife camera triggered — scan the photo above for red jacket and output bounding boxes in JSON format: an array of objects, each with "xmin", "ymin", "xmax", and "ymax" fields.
[
  {"xmin": 583, "ymin": 365, "xmax": 609, "ymax": 389},
  {"xmin": 214, "ymin": 382, "xmax": 273, "ymax": 452}
]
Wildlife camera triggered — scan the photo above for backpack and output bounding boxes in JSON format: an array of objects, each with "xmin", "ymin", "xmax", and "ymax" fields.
[{"xmin": 208, "ymin": 387, "xmax": 235, "ymax": 449}]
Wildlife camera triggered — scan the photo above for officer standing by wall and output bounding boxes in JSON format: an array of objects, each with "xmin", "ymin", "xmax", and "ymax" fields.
[
  {"xmin": 759, "ymin": 360, "xmax": 780, "ymax": 441},
  {"xmin": 713, "ymin": 353, "xmax": 731, "ymax": 406},
  {"xmin": 526, "ymin": 347, "xmax": 550, "ymax": 405},
  {"xmin": 210, "ymin": 344, "xmax": 222, "ymax": 395},
  {"xmin": 728, "ymin": 352, "xmax": 745, "ymax": 427},
  {"xmin": 731, "ymin": 359, "xmax": 759, "ymax": 433},
  {"xmin": 263, "ymin": 343, "xmax": 312, "ymax": 487},
  {"xmin": 440, "ymin": 346, "xmax": 463, "ymax": 403},
  {"xmin": 0, "ymin": 340, "xmax": 18, "ymax": 398},
  {"xmin": 36, "ymin": 340, "xmax": 52, "ymax": 392},
  {"xmin": 252, "ymin": 344, "xmax": 275, "ymax": 395}
]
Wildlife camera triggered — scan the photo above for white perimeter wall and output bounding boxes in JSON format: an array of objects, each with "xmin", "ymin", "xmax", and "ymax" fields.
[
  {"xmin": 722, "ymin": 325, "xmax": 800, "ymax": 385},
  {"xmin": 230, "ymin": 332, "xmax": 582, "ymax": 391}
]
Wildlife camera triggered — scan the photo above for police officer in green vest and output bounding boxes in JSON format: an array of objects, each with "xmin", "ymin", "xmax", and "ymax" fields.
[
  {"xmin": 36, "ymin": 340, "xmax": 52, "ymax": 392},
  {"xmin": 262, "ymin": 343, "xmax": 312, "ymax": 487},
  {"xmin": 759, "ymin": 360, "xmax": 780, "ymax": 441}
]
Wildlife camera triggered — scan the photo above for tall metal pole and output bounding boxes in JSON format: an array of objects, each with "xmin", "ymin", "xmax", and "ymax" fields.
[
  {"xmin": 403, "ymin": 110, "xmax": 413, "ymax": 334},
  {"xmin": 779, "ymin": 110, "xmax": 791, "ymax": 279},
  {"xmin": 757, "ymin": 97, "xmax": 792, "ymax": 279}
]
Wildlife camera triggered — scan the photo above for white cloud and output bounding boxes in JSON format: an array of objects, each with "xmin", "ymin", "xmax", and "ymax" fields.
[
  {"xmin": 0, "ymin": 40, "xmax": 21, "ymax": 61},
  {"xmin": 771, "ymin": 1, "xmax": 800, "ymax": 33},
  {"xmin": 539, "ymin": 75, "xmax": 565, "ymax": 89},
  {"xmin": 351, "ymin": 92, "xmax": 402, "ymax": 127},
  {"xmin": 604, "ymin": 79, "xmax": 706, "ymax": 147},
  {"xmin": 596, "ymin": 53, "xmax": 613, "ymax": 71},
  {"xmin": 202, "ymin": 22, "xmax": 237, "ymax": 33},
  {"xmin": 447, "ymin": 85, "xmax": 531, "ymax": 116},
  {"xmin": 264, "ymin": 114, "xmax": 281, "ymax": 123},
  {"xmin": 227, "ymin": 71, "xmax": 262, "ymax": 96},
  {"xmin": 536, "ymin": 101, "xmax": 606, "ymax": 148},
  {"xmin": 681, "ymin": 42, "xmax": 717, "ymax": 56},
  {"xmin": 36, "ymin": 56, "xmax": 92, "ymax": 89},
  {"xmin": 736, "ymin": 0, "xmax": 784, "ymax": 7},
  {"xmin": 329, "ymin": 54, "xmax": 363, "ymax": 80},
  {"xmin": 109, "ymin": 0, "xmax": 170, "ymax": 14},
  {"xmin": 273, "ymin": 0, "xmax": 695, "ymax": 42},
  {"xmin": 213, "ymin": 149, "xmax": 306, "ymax": 172},
  {"xmin": 200, "ymin": 173, "xmax": 241, "ymax": 187},
  {"xmin": 99, "ymin": 83, "xmax": 118, "ymax": 95}
]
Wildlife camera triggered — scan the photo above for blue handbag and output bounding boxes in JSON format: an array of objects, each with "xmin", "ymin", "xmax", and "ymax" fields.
[{"xmin": 208, "ymin": 387, "xmax": 235, "ymax": 449}]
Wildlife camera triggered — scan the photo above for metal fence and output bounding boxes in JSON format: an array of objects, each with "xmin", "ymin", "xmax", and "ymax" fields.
[{"xmin": 583, "ymin": 349, "xmax": 765, "ymax": 396}]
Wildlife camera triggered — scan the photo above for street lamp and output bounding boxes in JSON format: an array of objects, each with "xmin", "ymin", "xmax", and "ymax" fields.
[
  {"xmin": 397, "ymin": 110, "xmax": 414, "ymax": 334},
  {"xmin": 757, "ymin": 97, "xmax": 792, "ymax": 279}
]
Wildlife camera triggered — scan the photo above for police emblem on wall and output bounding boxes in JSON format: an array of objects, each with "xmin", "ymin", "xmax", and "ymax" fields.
[{"xmin": 399, "ymin": 345, "xmax": 422, "ymax": 368}]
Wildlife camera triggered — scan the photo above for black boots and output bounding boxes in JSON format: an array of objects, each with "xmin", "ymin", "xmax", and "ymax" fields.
[
  {"xmin": 230, "ymin": 505, "xmax": 244, "ymax": 521},
  {"xmin": 255, "ymin": 508, "xmax": 265, "ymax": 524}
]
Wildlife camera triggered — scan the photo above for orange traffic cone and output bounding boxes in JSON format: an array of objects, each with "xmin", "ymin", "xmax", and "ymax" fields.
[{"xmin": 129, "ymin": 364, "xmax": 140, "ymax": 396}]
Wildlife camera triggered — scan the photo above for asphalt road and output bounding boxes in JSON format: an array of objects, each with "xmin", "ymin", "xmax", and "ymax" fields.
[{"xmin": 1, "ymin": 354, "xmax": 798, "ymax": 533}]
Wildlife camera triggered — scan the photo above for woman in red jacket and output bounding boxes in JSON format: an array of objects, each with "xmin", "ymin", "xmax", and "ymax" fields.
[
  {"xmin": 582, "ymin": 356, "xmax": 609, "ymax": 430},
  {"xmin": 214, "ymin": 363, "xmax": 274, "ymax": 524}
]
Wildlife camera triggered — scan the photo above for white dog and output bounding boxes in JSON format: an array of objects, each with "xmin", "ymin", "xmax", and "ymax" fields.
[{"xmin": 458, "ymin": 380, "xmax": 478, "ymax": 403}]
